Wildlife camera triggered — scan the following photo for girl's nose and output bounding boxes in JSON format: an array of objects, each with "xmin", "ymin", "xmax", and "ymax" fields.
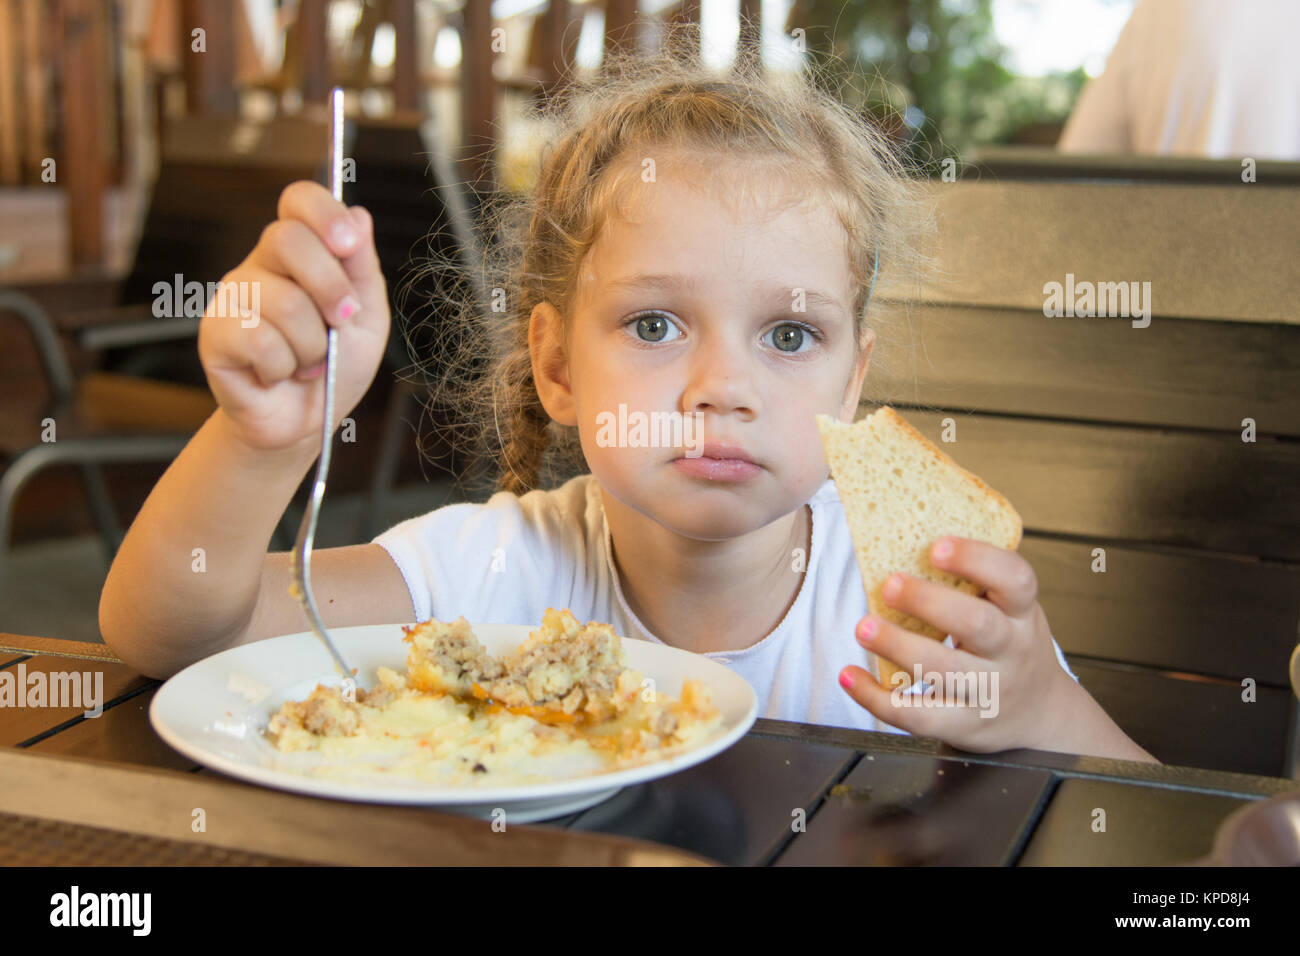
[{"xmin": 681, "ymin": 335, "xmax": 760, "ymax": 417}]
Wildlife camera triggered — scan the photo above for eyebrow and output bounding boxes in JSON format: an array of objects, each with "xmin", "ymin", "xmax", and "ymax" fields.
[{"xmin": 602, "ymin": 273, "xmax": 848, "ymax": 317}]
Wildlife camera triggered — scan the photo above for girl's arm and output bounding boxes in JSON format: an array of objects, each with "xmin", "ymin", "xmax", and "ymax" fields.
[
  {"xmin": 100, "ymin": 181, "xmax": 403, "ymax": 678},
  {"xmin": 99, "ymin": 408, "xmax": 415, "ymax": 679},
  {"xmin": 1034, "ymin": 677, "xmax": 1160, "ymax": 763}
]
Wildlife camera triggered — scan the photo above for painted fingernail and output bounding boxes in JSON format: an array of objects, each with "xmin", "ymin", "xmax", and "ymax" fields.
[
  {"xmin": 934, "ymin": 538, "xmax": 953, "ymax": 560},
  {"xmin": 857, "ymin": 617, "xmax": 877, "ymax": 644},
  {"xmin": 337, "ymin": 295, "xmax": 360, "ymax": 322},
  {"xmin": 839, "ymin": 668, "xmax": 856, "ymax": 690},
  {"xmin": 331, "ymin": 220, "xmax": 359, "ymax": 252},
  {"xmin": 882, "ymin": 574, "xmax": 903, "ymax": 600}
]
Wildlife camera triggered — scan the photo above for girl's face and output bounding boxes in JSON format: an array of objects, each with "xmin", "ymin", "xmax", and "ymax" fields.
[{"xmin": 531, "ymin": 161, "xmax": 873, "ymax": 540}]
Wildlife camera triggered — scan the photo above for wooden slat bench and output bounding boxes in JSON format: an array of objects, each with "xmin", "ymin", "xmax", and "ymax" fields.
[{"xmin": 862, "ymin": 178, "xmax": 1300, "ymax": 778}]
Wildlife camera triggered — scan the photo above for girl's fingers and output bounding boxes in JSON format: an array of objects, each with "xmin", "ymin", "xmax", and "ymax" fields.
[
  {"xmin": 203, "ymin": 271, "xmax": 330, "ymax": 382},
  {"xmin": 276, "ymin": 180, "xmax": 364, "ymax": 260},
  {"xmin": 338, "ymin": 205, "xmax": 388, "ymax": 323},
  {"xmin": 253, "ymin": 218, "xmax": 360, "ymax": 330},
  {"xmin": 275, "ymin": 183, "xmax": 386, "ymax": 333},
  {"xmin": 838, "ymin": 665, "xmax": 941, "ymax": 738},
  {"xmin": 856, "ymin": 612, "xmax": 975, "ymax": 687},
  {"xmin": 878, "ymin": 572, "xmax": 1010, "ymax": 660},
  {"xmin": 252, "ymin": 272, "xmax": 330, "ymax": 374},
  {"xmin": 928, "ymin": 537, "xmax": 1039, "ymax": 617},
  {"xmin": 241, "ymin": 317, "xmax": 301, "ymax": 388}
]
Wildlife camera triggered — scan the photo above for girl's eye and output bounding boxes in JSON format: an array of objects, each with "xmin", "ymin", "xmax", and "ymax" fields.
[
  {"xmin": 623, "ymin": 313, "xmax": 821, "ymax": 353},
  {"xmin": 766, "ymin": 322, "xmax": 820, "ymax": 354},
  {"xmin": 627, "ymin": 312, "xmax": 681, "ymax": 343}
]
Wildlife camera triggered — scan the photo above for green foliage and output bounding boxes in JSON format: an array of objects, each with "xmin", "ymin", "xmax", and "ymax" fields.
[{"xmin": 785, "ymin": 0, "xmax": 1089, "ymax": 172}]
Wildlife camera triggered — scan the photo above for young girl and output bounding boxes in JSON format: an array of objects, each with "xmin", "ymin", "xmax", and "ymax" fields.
[{"xmin": 100, "ymin": 41, "xmax": 1156, "ymax": 764}]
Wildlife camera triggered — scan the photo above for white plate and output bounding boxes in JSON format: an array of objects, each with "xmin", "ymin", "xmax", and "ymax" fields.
[{"xmin": 150, "ymin": 622, "xmax": 758, "ymax": 823}]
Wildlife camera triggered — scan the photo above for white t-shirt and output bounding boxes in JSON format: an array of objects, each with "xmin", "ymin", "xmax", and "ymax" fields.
[
  {"xmin": 373, "ymin": 473, "xmax": 1080, "ymax": 734},
  {"xmin": 1058, "ymin": 0, "xmax": 1300, "ymax": 160}
]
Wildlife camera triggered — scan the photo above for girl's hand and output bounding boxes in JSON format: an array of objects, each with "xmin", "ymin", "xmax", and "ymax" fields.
[
  {"xmin": 197, "ymin": 181, "xmax": 390, "ymax": 452},
  {"xmin": 838, "ymin": 536, "xmax": 1077, "ymax": 754}
]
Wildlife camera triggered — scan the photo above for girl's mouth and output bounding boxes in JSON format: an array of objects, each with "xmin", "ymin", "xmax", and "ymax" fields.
[{"xmin": 671, "ymin": 456, "xmax": 762, "ymax": 481}]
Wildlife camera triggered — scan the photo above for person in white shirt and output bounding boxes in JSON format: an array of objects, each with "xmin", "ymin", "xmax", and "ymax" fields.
[
  {"xmin": 374, "ymin": 471, "xmax": 1082, "ymax": 735},
  {"xmin": 1058, "ymin": 0, "xmax": 1300, "ymax": 159},
  {"xmin": 101, "ymin": 40, "xmax": 1158, "ymax": 763}
]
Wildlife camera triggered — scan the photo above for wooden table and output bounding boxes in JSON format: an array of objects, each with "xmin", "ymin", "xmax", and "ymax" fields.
[{"xmin": 2, "ymin": 633, "xmax": 1295, "ymax": 867}]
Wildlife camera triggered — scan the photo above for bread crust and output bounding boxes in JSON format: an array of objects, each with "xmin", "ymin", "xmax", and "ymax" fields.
[{"xmin": 869, "ymin": 407, "xmax": 1022, "ymax": 550}]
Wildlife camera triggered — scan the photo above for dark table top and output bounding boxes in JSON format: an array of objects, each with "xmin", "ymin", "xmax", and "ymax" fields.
[{"xmin": 2, "ymin": 633, "xmax": 1296, "ymax": 866}]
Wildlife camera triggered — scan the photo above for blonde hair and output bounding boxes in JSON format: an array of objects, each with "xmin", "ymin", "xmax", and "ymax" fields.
[{"xmin": 399, "ymin": 20, "xmax": 931, "ymax": 499}]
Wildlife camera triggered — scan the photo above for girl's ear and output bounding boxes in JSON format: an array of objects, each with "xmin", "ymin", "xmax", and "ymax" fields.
[
  {"xmin": 529, "ymin": 301, "xmax": 578, "ymax": 426},
  {"xmin": 840, "ymin": 326, "xmax": 875, "ymax": 420}
]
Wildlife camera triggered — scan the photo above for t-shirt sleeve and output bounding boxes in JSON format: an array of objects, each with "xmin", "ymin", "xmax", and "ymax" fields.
[
  {"xmin": 1051, "ymin": 634, "xmax": 1080, "ymax": 684},
  {"xmin": 1056, "ymin": 0, "xmax": 1150, "ymax": 153},
  {"xmin": 371, "ymin": 489, "xmax": 576, "ymax": 625}
]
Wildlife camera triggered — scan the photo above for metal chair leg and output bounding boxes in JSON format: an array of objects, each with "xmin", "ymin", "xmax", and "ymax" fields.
[
  {"xmin": 0, "ymin": 437, "xmax": 191, "ymax": 594},
  {"xmin": 77, "ymin": 462, "xmax": 124, "ymax": 562},
  {"xmin": 357, "ymin": 378, "xmax": 415, "ymax": 541}
]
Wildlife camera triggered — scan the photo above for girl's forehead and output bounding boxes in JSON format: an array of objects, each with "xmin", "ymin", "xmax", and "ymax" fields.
[
  {"xmin": 569, "ymin": 151, "xmax": 851, "ymax": 307},
  {"xmin": 604, "ymin": 148, "xmax": 826, "ymax": 224}
]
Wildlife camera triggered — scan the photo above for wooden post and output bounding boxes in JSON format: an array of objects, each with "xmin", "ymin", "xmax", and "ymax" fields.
[
  {"xmin": 665, "ymin": 0, "xmax": 700, "ymax": 62},
  {"xmin": 22, "ymin": 0, "xmax": 48, "ymax": 183},
  {"xmin": 0, "ymin": 0, "xmax": 18, "ymax": 184},
  {"xmin": 604, "ymin": 0, "xmax": 638, "ymax": 65},
  {"xmin": 391, "ymin": 0, "xmax": 419, "ymax": 113},
  {"xmin": 460, "ymin": 0, "xmax": 495, "ymax": 188},
  {"xmin": 297, "ymin": 0, "xmax": 329, "ymax": 106},
  {"xmin": 537, "ymin": 0, "xmax": 575, "ymax": 98},
  {"xmin": 737, "ymin": 0, "xmax": 761, "ymax": 74},
  {"xmin": 180, "ymin": 0, "xmax": 237, "ymax": 114},
  {"xmin": 60, "ymin": 0, "xmax": 107, "ymax": 269}
]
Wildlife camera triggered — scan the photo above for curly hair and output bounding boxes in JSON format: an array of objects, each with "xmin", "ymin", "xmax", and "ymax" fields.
[{"xmin": 396, "ymin": 17, "xmax": 932, "ymax": 500}]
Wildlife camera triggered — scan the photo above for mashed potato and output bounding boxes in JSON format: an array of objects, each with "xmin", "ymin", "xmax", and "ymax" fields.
[{"xmin": 265, "ymin": 609, "xmax": 723, "ymax": 786}]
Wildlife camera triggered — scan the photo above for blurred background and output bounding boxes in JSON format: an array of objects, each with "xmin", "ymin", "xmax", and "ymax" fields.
[
  {"xmin": 0, "ymin": 0, "xmax": 1140, "ymax": 626},
  {"xmin": 0, "ymin": 0, "xmax": 1296, "ymax": 777}
]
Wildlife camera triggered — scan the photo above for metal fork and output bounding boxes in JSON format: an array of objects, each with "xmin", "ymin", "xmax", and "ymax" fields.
[{"xmin": 290, "ymin": 86, "xmax": 352, "ymax": 682}]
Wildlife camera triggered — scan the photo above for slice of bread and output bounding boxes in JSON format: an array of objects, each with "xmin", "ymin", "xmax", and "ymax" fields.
[{"xmin": 815, "ymin": 407, "xmax": 1022, "ymax": 690}]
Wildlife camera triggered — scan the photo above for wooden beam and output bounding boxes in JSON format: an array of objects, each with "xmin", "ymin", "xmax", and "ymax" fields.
[
  {"xmin": 180, "ymin": 0, "xmax": 237, "ymax": 114},
  {"xmin": 60, "ymin": 0, "xmax": 107, "ymax": 268},
  {"xmin": 676, "ymin": 0, "xmax": 701, "ymax": 23},
  {"xmin": 22, "ymin": 0, "xmax": 48, "ymax": 181},
  {"xmin": 737, "ymin": 0, "xmax": 761, "ymax": 73},
  {"xmin": 604, "ymin": 0, "xmax": 638, "ymax": 64},
  {"xmin": 537, "ymin": 0, "xmax": 576, "ymax": 97},
  {"xmin": 665, "ymin": 0, "xmax": 700, "ymax": 62},
  {"xmin": 0, "ymin": 0, "xmax": 19, "ymax": 184},
  {"xmin": 460, "ymin": 0, "xmax": 495, "ymax": 188},
  {"xmin": 391, "ymin": 0, "xmax": 419, "ymax": 112},
  {"xmin": 297, "ymin": 0, "xmax": 329, "ymax": 105}
]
